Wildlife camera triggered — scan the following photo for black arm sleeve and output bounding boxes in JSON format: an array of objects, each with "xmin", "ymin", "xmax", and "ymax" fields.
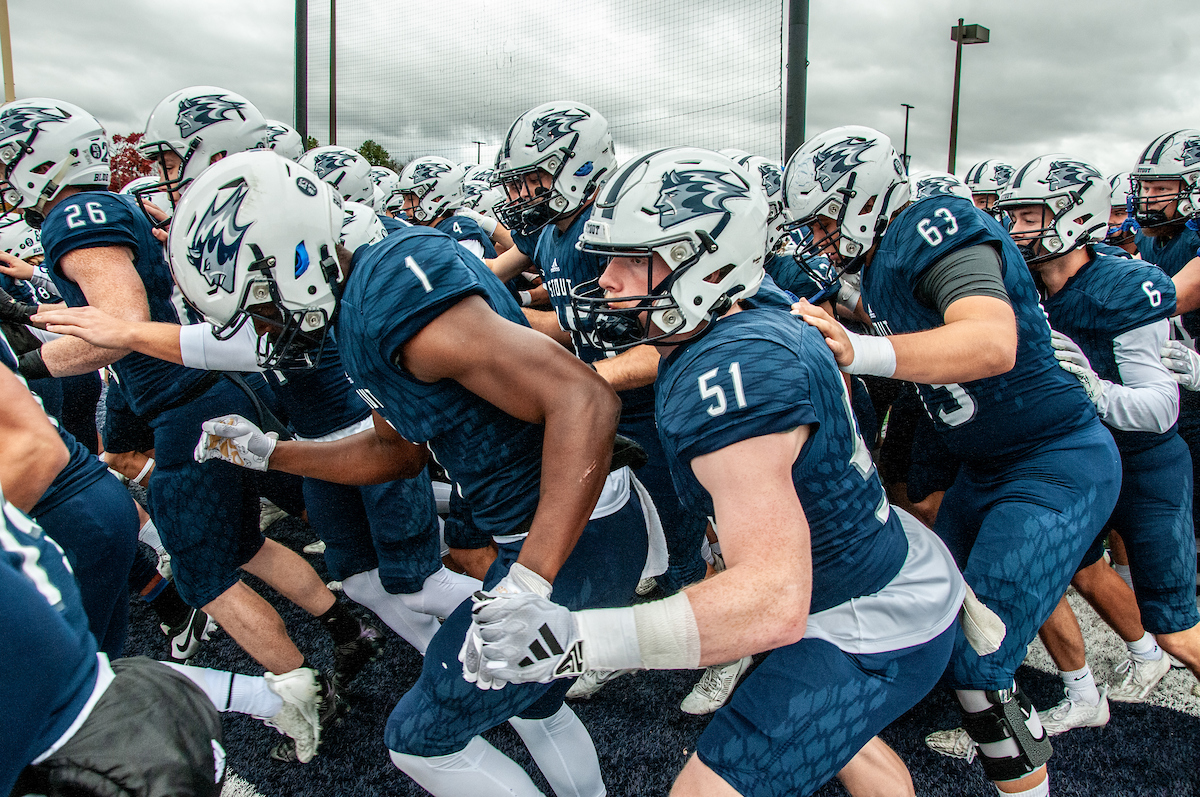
[{"xmin": 914, "ymin": 244, "xmax": 1012, "ymax": 316}]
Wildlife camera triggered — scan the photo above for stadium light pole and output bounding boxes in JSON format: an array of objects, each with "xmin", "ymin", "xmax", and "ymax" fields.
[
  {"xmin": 0, "ymin": 0, "xmax": 15, "ymax": 102},
  {"xmin": 947, "ymin": 18, "xmax": 989, "ymax": 174},
  {"xmin": 329, "ymin": 0, "xmax": 337, "ymax": 146},
  {"xmin": 783, "ymin": 0, "xmax": 810, "ymax": 163},
  {"xmin": 472, "ymin": 140, "xmax": 486, "ymax": 165},
  {"xmin": 901, "ymin": 103, "xmax": 914, "ymax": 171},
  {"xmin": 295, "ymin": 0, "xmax": 307, "ymax": 143}
]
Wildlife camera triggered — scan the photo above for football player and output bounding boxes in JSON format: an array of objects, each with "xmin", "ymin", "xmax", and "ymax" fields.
[
  {"xmin": 466, "ymin": 146, "xmax": 969, "ymax": 797},
  {"xmin": 786, "ymin": 127, "xmax": 1121, "ymax": 797},
  {"xmin": 168, "ymin": 150, "xmax": 656, "ymax": 797},
  {"xmin": 962, "ymin": 159, "xmax": 1014, "ymax": 218}
]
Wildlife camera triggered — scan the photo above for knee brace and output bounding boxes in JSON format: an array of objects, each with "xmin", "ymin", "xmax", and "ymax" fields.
[{"xmin": 958, "ymin": 683, "xmax": 1052, "ymax": 782}]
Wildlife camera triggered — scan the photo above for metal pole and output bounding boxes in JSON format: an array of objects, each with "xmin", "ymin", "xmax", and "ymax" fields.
[
  {"xmin": 472, "ymin": 140, "xmax": 485, "ymax": 165},
  {"xmin": 901, "ymin": 103, "xmax": 914, "ymax": 171},
  {"xmin": 0, "ymin": 0, "xmax": 15, "ymax": 102},
  {"xmin": 783, "ymin": 0, "xmax": 810, "ymax": 163},
  {"xmin": 948, "ymin": 18, "xmax": 963, "ymax": 173},
  {"xmin": 329, "ymin": 0, "xmax": 337, "ymax": 146},
  {"xmin": 295, "ymin": 0, "xmax": 307, "ymax": 143}
]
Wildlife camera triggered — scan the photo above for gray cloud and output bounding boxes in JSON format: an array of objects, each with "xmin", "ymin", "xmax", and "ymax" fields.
[{"xmin": 8, "ymin": 0, "xmax": 1199, "ymax": 179}]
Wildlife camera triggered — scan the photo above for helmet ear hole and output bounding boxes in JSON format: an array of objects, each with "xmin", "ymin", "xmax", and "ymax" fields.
[
  {"xmin": 858, "ymin": 195, "xmax": 876, "ymax": 215},
  {"xmin": 702, "ymin": 264, "xmax": 736, "ymax": 285}
]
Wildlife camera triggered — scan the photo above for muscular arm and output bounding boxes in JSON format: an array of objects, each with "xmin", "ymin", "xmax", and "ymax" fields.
[
  {"xmin": 487, "ymin": 245, "xmax": 533, "ymax": 282},
  {"xmin": 889, "ymin": 296, "xmax": 1018, "ymax": 382},
  {"xmin": 33, "ymin": 305, "xmax": 184, "ymax": 365},
  {"xmin": 593, "ymin": 344, "xmax": 660, "ymax": 392},
  {"xmin": 683, "ymin": 427, "xmax": 812, "ymax": 664},
  {"xmin": 267, "ymin": 411, "xmax": 430, "ymax": 484},
  {"xmin": 401, "ymin": 294, "xmax": 621, "ymax": 583},
  {"xmin": 37, "ymin": 245, "xmax": 151, "ymax": 376},
  {"xmin": 0, "ymin": 365, "xmax": 70, "ymax": 512},
  {"xmin": 1173, "ymin": 255, "xmax": 1200, "ymax": 315}
]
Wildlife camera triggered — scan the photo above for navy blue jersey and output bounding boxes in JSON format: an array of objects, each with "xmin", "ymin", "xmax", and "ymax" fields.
[
  {"xmin": 1043, "ymin": 252, "xmax": 1178, "ymax": 453},
  {"xmin": 534, "ymin": 206, "xmax": 655, "ymax": 423},
  {"xmin": 1134, "ymin": 226, "xmax": 1200, "ymax": 277},
  {"xmin": 0, "ymin": 339, "xmax": 107, "ymax": 516},
  {"xmin": 0, "ymin": 500, "xmax": 99, "ymax": 791},
  {"xmin": 380, "ymin": 214, "xmax": 410, "ymax": 234},
  {"xmin": 265, "ymin": 337, "xmax": 371, "ymax": 439},
  {"xmin": 1092, "ymin": 242, "xmax": 1135, "ymax": 260},
  {"xmin": 863, "ymin": 195, "xmax": 1096, "ymax": 463},
  {"xmin": 41, "ymin": 192, "xmax": 211, "ymax": 416},
  {"xmin": 337, "ymin": 225, "xmax": 543, "ymax": 536},
  {"xmin": 764, "ymin": 251, "xmax": 835, "ymax": 303},
  {"xmin": 510, "ymin": 227, "xmax": 540, "ymax": 259},
  {"xmin": 437, "ymin": 215, "xmax": 497, "ymax": 260},
  {"xmin": 657, "ymin": 291, "xmax": 907, "ymax": 613},
  {"xmin": 0, "ymin": 272, "xmax": 35, "ymax": 304}
]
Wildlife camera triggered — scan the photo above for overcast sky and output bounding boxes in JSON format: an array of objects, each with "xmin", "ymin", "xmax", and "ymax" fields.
[{"xmin": 10, "ymin": 0, "xmax": 1200, "ymax": 177}]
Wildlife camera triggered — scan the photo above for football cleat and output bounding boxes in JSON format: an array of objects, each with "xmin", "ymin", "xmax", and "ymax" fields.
[
  {"xmin": 162, "ymin": 607, "xmax": 217, "ymax": 662},
  {"xmin": 634, "ymin": 577, "xmax": 658, "ymax": 597},
  {"xmin": 924, "ymin": 727, "xmax": 978, "ymax": 762},
  {"xmin": 259, "ymin": 498, "xmax": 288, "ymax": 532},
  {"xmin": 261, "ymin": 667, "xmax": 325, "ymax": 764},
  {"xmin": 333, "ymin": 618, "xmax": 384, "ymax": 691},
  {"xmin": 1108, "ymin": 652, "xmax": 1171, "ymax": 703},
  {"xmin": 1039, "ymin": 686, "xmax": 1109, "ymax": 736},
  {"xmin": 680, "ymin": 657, "xmax": 752, "ymax": 716},
  {"xmin": 302, "ymin": 539, "xmax": 327, "ymax": 555},
  {"xmin": 566, "ymin": 669, "xmax": 635, "ymax": 701}
]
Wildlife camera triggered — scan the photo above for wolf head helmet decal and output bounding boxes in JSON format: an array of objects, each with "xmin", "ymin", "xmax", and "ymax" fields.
[
  {"xmin": 0, "ymin": 105, "xmax": 70, "ymax": 140},
  {"xmin": 653, "ymin": 169, "xmax": 750, "ymax": 238},
  {"xmin": 811, "ymin": 137, "xmax": 874, "ymax": 191},
  {"xmin": 310, "ymin": 150, "xmax": 356, "ymax": 181},
  {"xmin": 1039, "ymin": 160, "xmax": 1103, "ymax": 192},
  {"xmin": 993, "ymin": 163, "xmax": 1014, "ymax": 188},
  {"xmin": 409, "ymin": 161, "xmax": 451, "ymax": 184},
  {"xmin": 529, "ymin": 108, "xmax": 589, "ymax": 152},
  {"xmin": 175, "ymin": 94, "xmax": 247, "ymax": 139},
  {"xmin": 187, "ymin": 180, "xmax": 251, "ymax": 294}
]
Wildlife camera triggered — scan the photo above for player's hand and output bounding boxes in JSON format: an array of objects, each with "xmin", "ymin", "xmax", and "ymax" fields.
[
  {"xmin": 470, "ymin": 590, "xmax": 585, "ymax": 688},
  {"xmin": 1160, "ymin": 340, "xmax": 1200, "ymax": 391},
  {"xmin": 194, "ymin": 414, "xmax": 277, "ymax": 471},
  {"xmin": 30, "ymin": 305, "xmax": 133, "ymax": 349},
  {"xmin": 0, "ymin": 251, "xmax": 35, "ymax": 281},
  {"xmin": 139, "ymin": 199, "xmax": 171, "ymax": 243},
  {"xmin": 0, "ymin": 284, "xmax": 36, "ymax": 325},
  {"xmin": 1050, "ymin": 330, "xmax": 1106, "ymax": 403},
  {"xmin": 459, "ymin": 562, "xmax": 554, "ymax": 689},
  {"xmin": 792, "ymin": 298, "xmax": 854, "ymax": 368}
]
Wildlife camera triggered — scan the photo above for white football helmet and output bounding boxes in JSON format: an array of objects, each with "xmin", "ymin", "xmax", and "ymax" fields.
[
  {"xmin": 397, "ymin": 156, "xmax": 465, "ymax": 223},
  {"xmin": 963, "ymin": 160, "xmax": 1014, "ymax": 196},
  {"xmin": 264, "ymin": 120, "xmax": 305, "ymax": 161},
  {"xmin": 996, "ymin": 154, "xmax": 1108, "ymax": 263},
  {"xmin": 140, "ymin": 86, "xmax": 268, "ymax": 201},
  {"xmin": 495, "ymin": 101, "xmax": 616, "ymax": 235},
  {"xmin": 0, "ymin": 98, "xmax": 110, "ymax": 226},
  {"xmin": 341, "ymin": 200, "xmax": 387, "ymax": 252},
  {"xmin": 0, "ymin": 213, "xmax": 43, "ymax": 260},
  {"xmin": 119, "ymin": 175, "xmax": 172, "ymax": 214},
  {"xmin": 573, "ymin": 147, "xmax": 768, "ymax": 351},
  {"xmin": 1132, "ymin": 129, "xmax": 1200, "ymax": 228},
  {"xmin": 718, "ymin": 148, "xmax": 752, "ymax": 161},
  {"xmin": 460, "ymin": 165, "xmax": 505, "ymax": 219},
  {"xmin": 168, "ymin": 150, "xmax": 343, "ymax": 369},
  {"xmin": 910, "ymin": 170, "xmax": 973, "ymax": 202},
  {"xmin": 736, "ymin": 155, "xmax": 788, "ymax": 251},
  {"xmin": 297, "ymin": 146, "xmax": 375, "ymax": 206},
  {"xmin": 1106, "ymin": 173, "xmax": 1137, "ymax": 245},
  {"xmin": 369, "ymin": 166, "xmax": 400, "ymax": 203},
  {"xmin": 783, "ymin": 126, "xmax": 909, "ymax": 271}
]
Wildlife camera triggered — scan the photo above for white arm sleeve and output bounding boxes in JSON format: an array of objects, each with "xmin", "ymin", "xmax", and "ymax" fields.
[
  {"xmin": 178, "ymin": 322, "xmax": 264, "ymax": 372},
  {"xmin": 1095, "ymin": 319, "xmax": 1179, "ymax": 433}
]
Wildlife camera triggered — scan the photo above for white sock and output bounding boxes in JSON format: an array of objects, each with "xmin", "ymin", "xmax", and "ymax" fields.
[
  {"xmin": 1113, "ymin": 563, "xmax": 1134, "ymax": 591},
  {"xmin": 1059, "ymin": 665, "xmax": 1100, "ymax": 706},
  {"xmin": 1127, "ymin": 632, "xmax": 1163, "ymax": 660},
  {"xmin": 139, "ymin": 518, "xmax": 164, "ymax": 553},
  {"xmin": 995, "ymin": 773, "xmax": 1049, "ymax": 797},
  {"xmin": 342, "ymin": 569, "xmax": 440, "ymax": 655},
  {"xmin": 397, "ymin": 566, "xmax": 481, "ymax": 619},
  {"xmin": 163, "ymin": 662, "xmax": 282, "ymax": 718},
  {"xmin": 389, "ymin": 735, "xmax": 544, "ymax": 797},
  {"xmin": 508, "ymin": 704, "xmax": 605, "ymax": 797}
]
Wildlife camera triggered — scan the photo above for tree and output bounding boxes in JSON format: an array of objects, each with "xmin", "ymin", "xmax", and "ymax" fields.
[
  {"xmin": 305, "ymin": 135, "xmax": 320, "ymax": 152},
  {"xmin": 357, "ymin": 139, "xmax": 403, "ymax": 173},
  {"xmin": 108, "ymin": 132, "xmax": 154, "ymax": 192}
]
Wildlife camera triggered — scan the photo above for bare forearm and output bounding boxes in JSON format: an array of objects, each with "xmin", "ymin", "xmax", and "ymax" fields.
[
  {"xmin": 268, "ymin": 430, "xmax": 429, "ymax": 484},
  {"xmin": 593, "ymin": 344, "xmax": 660, "ymax": 392},
  {"xmin": 0, "ymin": 368, "xmax": 70, "ymax": 511},
  {"xmin": 890, "ymin": 317, "xmax": 1016, "ymax": 384},
  {"xmin": 126, "ymin": 321, "xmax": 185, "ymax": 365},
  {"xmin": 38, "ymin": 335, "xmax": 129, "ymax": 377},
  {"xmin": 517, "ymin": 386, "xmax": 620, "ymax": 582},
  {"xmin": 523, "ymin": 308, "xmax": 573, "ymax": 347},
  {"xmin": 487, "ymin": 246, "xmax": 532, "ymax": 282}
]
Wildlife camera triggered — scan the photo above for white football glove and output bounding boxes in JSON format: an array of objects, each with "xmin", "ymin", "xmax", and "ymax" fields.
[
  {"xmin": 470, "ymin": 590, "xmax": 585, "ymax": 688},
  {"xmin": 194, "ymin": 414, "xmax": 278, "ymax": 471},
  {"xmin": 1050, "ymin": 330, "xmax": 1107, "ymax": 404},
  {"xmin": 1161, "ymin": 340, "xmax": 1200, "ymax": 391},
  {"xmin": 459, "ymin": 562, "xmax": 554, "ymax": 690}
]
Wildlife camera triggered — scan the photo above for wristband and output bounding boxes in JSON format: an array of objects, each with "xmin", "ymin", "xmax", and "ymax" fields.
[
  {"xmin": 574, "ymin": 592, "xmax": 701, "ymax": 671},
  {"xmin": 842, "ymin": 330, "xmax": 896, "ymax": 377},
  {"xmin": 134, "ymin": 457, "xmax": 156, "ymax": 486},
  {"xmin": 17, "ymin": 348, "xmax": 52, "ymax": 380},
  {"xmin": 518, "ymin": 290, "xmax": 533, "ymax": 307}
]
